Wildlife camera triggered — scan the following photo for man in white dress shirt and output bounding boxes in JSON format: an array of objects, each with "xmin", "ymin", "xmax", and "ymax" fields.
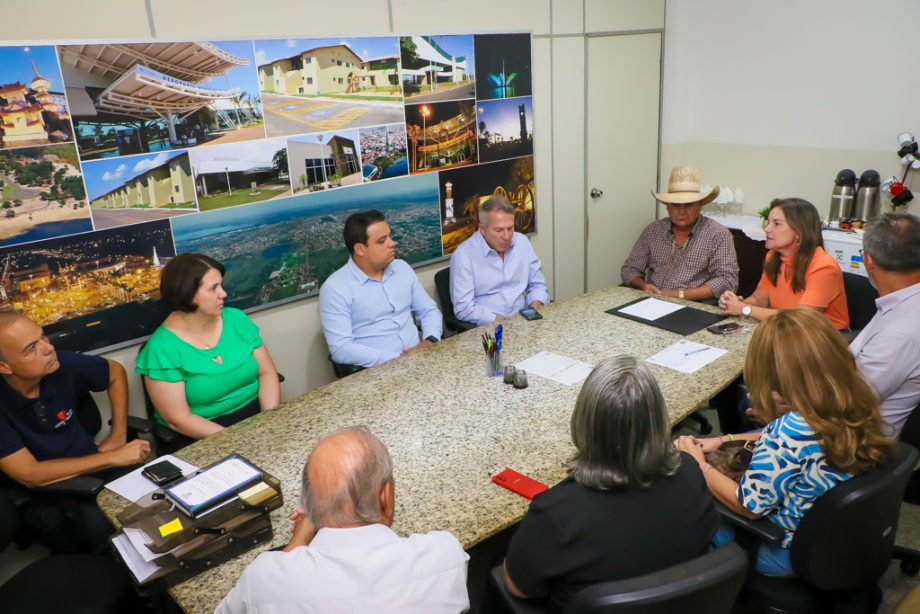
[{"xmin": 216, "ymin": 426, "xmax": 470, "ymax": 613}]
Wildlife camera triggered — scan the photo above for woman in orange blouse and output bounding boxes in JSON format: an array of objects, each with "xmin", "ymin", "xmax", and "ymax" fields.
[{"xmin": 719, "ymin": 198, "xmax": 849, "ymax": 330}]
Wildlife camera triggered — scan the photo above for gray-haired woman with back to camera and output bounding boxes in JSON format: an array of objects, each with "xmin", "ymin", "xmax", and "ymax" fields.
[{"xmin": 501, "ymin": 356, "xmax": 719, "ymax": 613}]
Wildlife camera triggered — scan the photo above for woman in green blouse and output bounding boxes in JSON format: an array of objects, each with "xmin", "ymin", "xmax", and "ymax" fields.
[{"xmin": 136, "ymin": 254, "xmax": 280, "ymax": 449}]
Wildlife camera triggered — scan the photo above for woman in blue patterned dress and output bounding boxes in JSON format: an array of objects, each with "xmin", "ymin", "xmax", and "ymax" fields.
[{"xmin": 676, "ymin": 308, "xmax": 893, "ymax": 576}]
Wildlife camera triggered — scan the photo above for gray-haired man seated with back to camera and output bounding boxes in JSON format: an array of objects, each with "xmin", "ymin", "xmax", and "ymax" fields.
[{"xmin": 215, "ymin": 426, "xmax": 470, "ymax": 613}]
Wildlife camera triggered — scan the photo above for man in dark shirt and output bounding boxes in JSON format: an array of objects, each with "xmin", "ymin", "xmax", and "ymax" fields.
[{"xmin": 0, "ymin": 313, "xmax": 149, "ymax": 551}]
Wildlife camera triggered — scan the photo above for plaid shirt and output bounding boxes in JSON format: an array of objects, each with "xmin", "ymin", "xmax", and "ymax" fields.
[{"xmin": 620, "ymin": 216, "xmax": 739, "ymax": 297}]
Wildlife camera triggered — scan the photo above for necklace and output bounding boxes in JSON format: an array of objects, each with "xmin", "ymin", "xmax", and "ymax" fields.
[{"xmin": 181, "ymin": 315, "xmax": 220, "ymax": 350}]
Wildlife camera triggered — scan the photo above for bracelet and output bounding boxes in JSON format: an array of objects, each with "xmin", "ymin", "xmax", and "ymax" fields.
[
  {"xmin": 728, "ymin": 433, "xmax": 735, "ymax": 442},
  {"xmin": 700, "ymin": 463, "xmax": 713, "ymax": 475}
]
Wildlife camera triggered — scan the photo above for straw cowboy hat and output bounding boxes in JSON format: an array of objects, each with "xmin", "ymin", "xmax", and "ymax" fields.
[{"xmin": 651, "ymin": 165, "xmax": 720, "ymax": 205}]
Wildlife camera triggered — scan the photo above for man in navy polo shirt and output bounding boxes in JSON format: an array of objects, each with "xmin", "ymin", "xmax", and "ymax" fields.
[{"xmin": 0, "ymin": 313, "xmax": 150, "ymax": 551}]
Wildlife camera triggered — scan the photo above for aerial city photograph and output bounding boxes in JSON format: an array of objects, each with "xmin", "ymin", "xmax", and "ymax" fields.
[{"xmin": 171, "ymin": 172, "xmax": 442, "ymax": 310}]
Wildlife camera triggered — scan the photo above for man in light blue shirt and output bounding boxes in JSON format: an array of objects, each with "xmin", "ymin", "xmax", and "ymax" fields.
[
  {"xmin": 450, "ymin": 196, "xmax": 549, "ymax": 326},
  {"xmin": 319, "ymin": 210, "xmax": 442, "ymax": 368}
]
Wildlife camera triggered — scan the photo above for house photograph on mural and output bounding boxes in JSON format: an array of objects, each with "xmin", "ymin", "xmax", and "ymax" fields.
[
  {"xmin": 256, "ymin": 37, "xmax": 405, "ymax": 137},
  {"xmin": 84, "ymin": 150, "xmax": 198, "ymax": 229},
  {"xmin": 59, "ymin": 41, "xmax": 264, "ymax": 160}
]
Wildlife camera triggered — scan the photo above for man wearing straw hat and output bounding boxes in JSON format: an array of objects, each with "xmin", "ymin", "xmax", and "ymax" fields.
[{"xmin": 621, "ymin": 165, "xmax": 738, "ymax": 302}]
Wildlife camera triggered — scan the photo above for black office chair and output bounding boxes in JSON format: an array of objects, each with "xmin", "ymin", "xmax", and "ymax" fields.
[
  {"xmin": 894, "ymin": 401, "xmax": 920, "ymax": 575},
  {"xmin": 719, "ymin": 441, "xmax": 918, "ymax": 613},
  {"xmin": 137, "ymin": 341, "xmax": 284, "ymax": 454},
  {"xmin": 434, "ymin": 266, "xmax": 477, "ymax": 336},
  {"xmin": 488, "ymin": 542, "xmax": 747, "ymax": 613},
  {"xmin": 328, "ymin": 355, "xmax": 365, "ymax": 379},
  {"xmin": 0, "ymin": 488, "xmax": 148, "ymax": 614},
  {"xmin": 843, "ymin": 271, "xmax": 879, "ymax": 332}
]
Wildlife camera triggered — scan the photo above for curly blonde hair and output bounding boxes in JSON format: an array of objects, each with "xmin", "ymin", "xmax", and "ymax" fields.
[{"xmin": 744, "ymin": 308, "xmax": 893, "ymax": 474}]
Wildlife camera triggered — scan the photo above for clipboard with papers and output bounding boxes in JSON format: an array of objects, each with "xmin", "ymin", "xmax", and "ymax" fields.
[
  {"xmin": 606, "ymin": 297, "xmax": 728, "ymax": 336},
  {"xmin": 109, "ymin": 453, "xmax": 283, "ymax": 594}
]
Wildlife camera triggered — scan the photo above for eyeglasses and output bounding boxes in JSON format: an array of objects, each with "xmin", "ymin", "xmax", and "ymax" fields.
[{"xmin": 29, "ymin": 399, "xmax": 56, "ymax": 432}]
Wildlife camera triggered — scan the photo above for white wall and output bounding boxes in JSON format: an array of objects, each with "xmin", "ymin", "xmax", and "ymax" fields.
[
  {"xmin": 661, "ymin": 0, "xmax": 920, "ymax": 217},
  {"xmin": 1, "ymin": 0, "xmax": 660, "ymax": 423}
]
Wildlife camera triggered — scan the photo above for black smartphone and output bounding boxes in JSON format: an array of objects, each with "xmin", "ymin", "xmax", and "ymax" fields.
[
  {"xmin": 706, "ymin": 322, "xmax": 743, "ymax": 335},
  {"xmin": 142, "ymin": 459, "xmax": 183, "ymax": 486},
  {"xmin": 519, "ymin": 307, "xmax": 543, "ymax": 321}
]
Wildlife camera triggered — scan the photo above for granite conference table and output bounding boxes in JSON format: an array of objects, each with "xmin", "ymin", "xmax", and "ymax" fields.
[{"xmin": 98, "ymin": 285, "xmax": 753, "ymax": 613}]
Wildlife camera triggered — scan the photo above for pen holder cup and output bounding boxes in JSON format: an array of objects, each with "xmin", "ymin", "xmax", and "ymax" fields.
[{"xmin": 487, "ymin": 351, "xmax": 503, "ymax": 377}]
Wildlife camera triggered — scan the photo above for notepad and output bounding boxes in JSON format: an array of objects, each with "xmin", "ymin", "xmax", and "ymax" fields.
[{"xmin": 515, "ymin": 351, "xmax": 594, "ymax": 385}]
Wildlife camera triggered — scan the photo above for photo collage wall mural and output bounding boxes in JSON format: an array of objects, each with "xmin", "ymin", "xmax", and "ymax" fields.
[{"xmin": 0, "ymin": 33, "xmax": 535, "ymax": 352}]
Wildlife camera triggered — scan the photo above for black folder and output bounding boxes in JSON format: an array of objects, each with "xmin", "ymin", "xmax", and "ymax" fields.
[{"xmin": 606, "ymin": 297, "xmax": 728, "ymax": 336}]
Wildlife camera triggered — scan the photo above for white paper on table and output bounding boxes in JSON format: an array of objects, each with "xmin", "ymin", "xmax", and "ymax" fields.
[
  {"xmin": 112, "ymin": 532, "xmax": 160, "ymax": 583},
  {"xmin": 123, "ymin": 526, "xmax": 172, "ymax": 563},
  {"xmin": 617, "ymin": 297, "xmax": 684, "ymax": 321},
  {"xmin": 104, "ymin": 454, "xmax": 199, "ymax": 502},
  {"xmin": 514, "ymin": 351, "xmax": 594, "ymax": 386},
  {"xmin": 645, "ymin": 340, "xmax": 728, "ymax": 374}
]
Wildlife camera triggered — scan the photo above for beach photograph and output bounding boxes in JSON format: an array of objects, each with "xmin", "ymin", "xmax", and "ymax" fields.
[
  {"xmin": 171, "ymin": 172, "xmax": 442, "ymax": 310},
  {"xmin": 0, "ymin": 143, "xmax": 91, "ymax": 248}
]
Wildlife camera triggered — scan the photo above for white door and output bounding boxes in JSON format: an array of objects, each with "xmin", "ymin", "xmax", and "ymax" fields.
[{"xmin": 585, "ymin": 33, "xmax": 661, "ymax": 292}]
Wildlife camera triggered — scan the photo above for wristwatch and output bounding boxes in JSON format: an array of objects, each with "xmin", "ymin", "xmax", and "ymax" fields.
[
  {"xmin": 678, "ymin": 288, "xmax": 685, "ymax": 300},
  {"xmin": 741, "ymin": 305, "xmax": 753, "ymax": 317},
  {"xmin": 425, "ymin": 335, "xmax": 439, "ymax": 344}
]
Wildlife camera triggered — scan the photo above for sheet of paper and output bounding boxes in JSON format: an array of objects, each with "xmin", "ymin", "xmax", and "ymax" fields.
[
  {"xmin": 112, "ymin": 532, "xmax": 160, "ymax": 583},
  {"xmin": 514, "ymin": 351, "xmax": 594, "ymax": 386},
  {"xmin": 617, "ymin": 297, "xmax": 684, "ymax": 321},
  {"xmin": 645, "ymin": 340, "xmax": 727, "ymax": 374},
  {"xmin": 104, "ymin": 454, "xmax": 199, "ymax": 502},
  {"xmin": 123, "ymin": 527, "xmax": 166, "ymax": 563},
  {"xmin": 166, "ymin": 456, "xmax": 261, "ymax": 511}
]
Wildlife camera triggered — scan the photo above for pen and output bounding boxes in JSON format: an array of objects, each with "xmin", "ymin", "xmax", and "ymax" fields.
[{"xmin": 683, "ymin": 347, "xmax": 709, "ymax": 357}]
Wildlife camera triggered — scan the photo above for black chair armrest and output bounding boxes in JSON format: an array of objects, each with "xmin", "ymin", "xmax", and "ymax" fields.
[
  {"xmin": 446, "ymin": 315, "xmax": 477, "ymax": 333},
  {"xmin": 489, "ymin": 565, "xmax": 545, "ymax": 614},
  {"xmin": 715, "ymin": 501, "xmax": 784, "ymax": 544},
  {"xmin": 278, "ymin": 372, "xmax": 285, "ymax": 383},
  {"xmin": 155, "ymin": 423, "xmax": 180, "ymax": 445},
  {"xmin": 124, "ymin": 415, "xmax": 153, "ymax": 435},
  {"xmin": 33, "ymin": 475, "xmax": 104, "ymax": 498}
]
